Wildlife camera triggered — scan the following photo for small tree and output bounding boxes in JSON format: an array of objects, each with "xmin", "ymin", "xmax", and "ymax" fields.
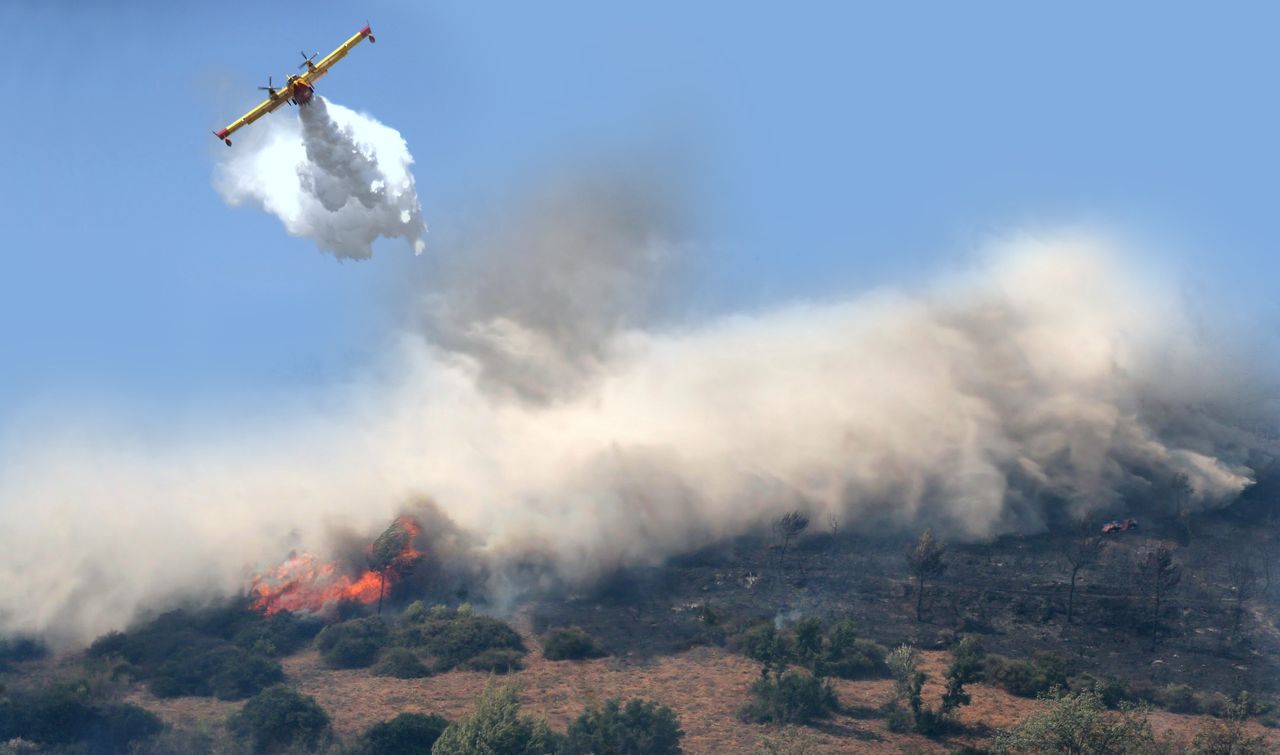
[
  {"xmin": 1060, "ymin": 519, "xmax": 1105, "ymax": 623},
  {"xmin": 940, "ymin": 636, "xmax": 985, "ymax": 715},
  {"xmin": 431, "ymin": 681, "xmax": 557, "ymax": 755},
  {"xmin": 906, "ymin": 529, "xmax": 947, "ymax": 621},
  {"xmin": 992, "ymin": 689, "xmax": 1158, "ymax": 754},
  {"xmin": 773, "ymin": 511, "xmax": 810, "ymax": 574},
  {"xmin": 884, "ymin": 639, "xmax": 981, "ymax": 734},
  {"xmin": 740, "ymin": 624, "xmax": 793, "ymax": 680},
  {"xmin": 1143, "ymin": 547, "xmax": 1180, "ymax": 650}
]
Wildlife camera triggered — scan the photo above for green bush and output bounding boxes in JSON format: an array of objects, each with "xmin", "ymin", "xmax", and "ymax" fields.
[
  {"xmin": 372, "ymin": 647, "xmax": 431, "ymax": 679},
  {"xmin": 356, "ymin": 712, "xmax": 449, "ymax": 755},
  {"xmin": 0, "ymin": 683, "xmax": 162, "ymax": 754},
  {"xmin": 84, "ymin": 603, "xmax": 305, "ymax": 701},
  {"xmin": 739, "ymin": 670, "xmax": 838, "ymax": 725},
  {"xmin": 1155, "ymin": 683, "xmax": 1197, "ymax": 713},
  {"xmin": 228, "ymin": 685, "xmax": 330, "ymax": 754},
  {"xmin": 316, "ymin": 617, "xmax": 389, "ymax": 669},
  {"xmin": 396, "ymin": 606, "xmax": 525, "ymax": 672},
  {"xmin": 462, "ymin": 648, "xmax": 525, "ymax": 674},
  {"xmin": 0, "ymin": 637, "xmax": 47, "ymax": 667},
  {"xmin": 150, "ymin": 645, "xmax": 284, "ymax": 700},
  {"xmin": 431, "ymin": 682, "xmax": 559, "ymax": 755},
  {"xmin": 985, "ymin": 653, "xmax": 1069, "ymax": 698},
  {"xmin": 738, "ymin": 624, "xmax": 793, "ymax": 673},
  {"xmin": 541, "ymin": 627, "xmax": 606, "ymax": 661},
  {"xmin": 1071, "ymin": 674, "xmax": 1136, "ymax": 710},
  {"xmin": 92, "ymin": 703, "xmax": 165, "ymax": 753},
  {"xmin": 564, "ymin": 699, "xmax": 683, "ymax": 755},
  {"xmin": 821, "ymin": 621, "xmax": 887, "ymax": 679},
  {"xmin": 992, "ymin": 689, "xmax": 1157, "ymax": 754}
]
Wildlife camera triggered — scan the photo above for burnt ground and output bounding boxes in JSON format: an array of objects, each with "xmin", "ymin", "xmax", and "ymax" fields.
[
  {"xmin": 531, "ymin": 509, "xmax": 1280, "ymax": 701},
  {"xmin": 4, "ymin": 507, "xmax": 1279, "ymax": 753}
]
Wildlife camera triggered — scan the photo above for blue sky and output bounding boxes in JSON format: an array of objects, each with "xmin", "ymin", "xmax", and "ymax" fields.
[{"xmin": 0, "ymin": 1, "xmax": 1276, "ymax": 425}]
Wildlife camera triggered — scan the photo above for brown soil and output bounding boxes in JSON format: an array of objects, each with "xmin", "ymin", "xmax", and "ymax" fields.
[{"xmin": 120, "ymin": 642, "xmax": 1280, "ymax": 754}]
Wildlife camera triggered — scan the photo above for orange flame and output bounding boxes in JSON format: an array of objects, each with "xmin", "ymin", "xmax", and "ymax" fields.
[{"xmin": 250, "ymin": 516, "xmax": 424, "ymax": 615}]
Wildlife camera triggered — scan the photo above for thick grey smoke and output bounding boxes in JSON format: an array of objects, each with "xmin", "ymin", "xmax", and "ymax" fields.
[
  {"xmin": 0, "ymin": 198, "xmax": 1272, "ymax": 646},
  {"xmin": 215, "ymin": 97, "xmax": 426, "ymax": 259}
]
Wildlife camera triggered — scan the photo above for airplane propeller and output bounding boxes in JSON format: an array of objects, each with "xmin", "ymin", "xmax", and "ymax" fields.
[
  {"xmin": 257, "ymin": 75, "xmax": 277, "ymax": 93},
  {"xmin": 298, "ymin": 51, "xmax": 319, "ymax": 69}
]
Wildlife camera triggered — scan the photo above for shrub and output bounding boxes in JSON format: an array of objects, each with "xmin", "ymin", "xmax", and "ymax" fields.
[
  {"xmin": 316, "ymin": 617, "xmax": 389, "ymax": 669},
  {"xmin": 1155, "ymin": 683, "xmax": 1197, "ymax": 713},
  {"xmin": 739, "ymin": 670, "xmax": 838, "ymax": 725},
  {"xmin": 371, "ymin": 647, "xmax": 431, "ymax": 679},
  {"xmin": 0, "ymin": 684, "xmax": 162, "ymax": 754},
  {"xmin": 356, "ymin": 712, "xmax": 449, "ymax": 755},
  {"xmin": 84, "ymin": 603, "xmax": 302, "ymax": 701},
  {"xmin": 0, "ymin": 637, "xmax": 47, "ymax": 666},
  {"xmin": 91, "ymin": 703, "xmax": 165, "ymax": 754},
  {"xmin": 431, "ymin": 682, "xmax": 559, "ymax": 755},
  {"xmin": 992, "ymin": 689, "xmax": 1157, "ymax": 754},
  {"xmin": 821, "ymin": 621, "xmax": 887, "ymax": 679},
  {"xmin": 1190, "ymin": 694, "xmax": 1269, "ymax": 755},
  {"xmin": 228, "ymin": 685, "xmax": 330, "ymax": 754},
  {"xmin": 396, "ymin": 607, "xmax": 524, "ymax": 672},
  {"xmin": 149, "ymin": 645, "xmax": 283, "ymax": 700},
  {"xmin": 541, "ymin": 627, "xmax": 606, "ymax": 661},
  {"xmin": 564, "ymin": 699, "xmax": 683, "ymax": 755},
  {"xmin": 1071, "ymin": 674, "xmax": 1136, "ymax": 710},
  {"xmin": 462, "ymin": 648, "xmax": 525, "ymax": 674},
  {"xmin": 985, "ymin": 653, "xmax": 1069, "ymax": 698},
  {"xmin": 738, "ymin": 624, "xmax": 793, "ymax": 675}
]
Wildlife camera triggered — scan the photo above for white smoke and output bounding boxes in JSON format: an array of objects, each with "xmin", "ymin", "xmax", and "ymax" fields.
[
  {"xmin": 215, "ymin": 97, "xmax": 426, "ymax": 259},
  {"xmin": 0, "ymin": 211, "xmax": 1273, "ymax": 646}
]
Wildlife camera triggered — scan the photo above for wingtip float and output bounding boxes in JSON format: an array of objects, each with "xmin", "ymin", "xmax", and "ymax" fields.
[{"xmin": 213, "ymin": 24, "xmax": 375, "ymax": 147}]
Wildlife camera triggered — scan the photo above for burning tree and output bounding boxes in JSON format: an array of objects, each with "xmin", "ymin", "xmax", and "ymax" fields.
[
  {"xmin": 250, "ymin": 515, "xmax": 424, "ymax": 616},
  {"xmin": 906, "ymin": 529, "xmax": 947, "ymax": 621},
  {"xmin": 369, "ymin": 517, "xmax": 425, "ymax": 615}
]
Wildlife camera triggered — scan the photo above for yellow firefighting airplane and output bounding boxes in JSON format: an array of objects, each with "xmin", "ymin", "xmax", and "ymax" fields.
[{"xmin": 213, "ymin": 24, "xmax": 375, "ymax": 146}]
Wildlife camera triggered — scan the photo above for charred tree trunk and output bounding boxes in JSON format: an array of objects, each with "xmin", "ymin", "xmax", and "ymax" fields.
[
  {"xmin": 377, "ymin": 570, "xmax": 386, "ymax": 616},
  {"xmin": 916, "ymin": 574, "xmax": 925, "ymax": 621},
  {"xmin": 1068, "ymin": 566, "xmax": 1080, "ymax": 624}
]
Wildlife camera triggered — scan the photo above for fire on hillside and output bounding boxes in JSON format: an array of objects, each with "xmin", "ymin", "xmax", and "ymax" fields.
[{"xmin": 249, "ymin": 516, "xmax": 424, "ymax": 615}]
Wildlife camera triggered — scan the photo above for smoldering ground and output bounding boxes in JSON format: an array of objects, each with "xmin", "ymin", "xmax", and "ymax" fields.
[{"xmin": 0, "ymin": 181, "xmax": 1274, "ymax": 646}]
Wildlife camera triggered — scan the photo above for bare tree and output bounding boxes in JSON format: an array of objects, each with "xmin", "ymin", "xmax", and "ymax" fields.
[
  {"xmin": 907, "ymin": 529, "xmax": 947, "ymax": 622},
  {"xmin": 1060, "ymin": 519, "xmax": 1105, "ymax": 624},
  {"xmin": 1170, "ymin": 473, "xmax": 1194, "ymax": 543},
  {"xmin": 773, "ymin": 510, "xmax": 810, "ymax": 573},
  {"xmin": 1225, "ymin": 553, "xmax": 1259, "ymax": 647},
  {"xmin": 1254, "ymin": 535, "xmax": 1277, "ymax": 598},
  {"xmin": 1143, "ymin": 546, "xmax": 1180, "ymax": 650}
]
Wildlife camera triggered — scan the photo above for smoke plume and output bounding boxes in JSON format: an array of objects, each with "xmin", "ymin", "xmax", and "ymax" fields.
[
  {"xmin": 215, "ymin": 97, "xmax": 426, "ymax": 259},
  {"xmin": 0, "ymin": 191, "xmax": 1273, "ymax": 646}
]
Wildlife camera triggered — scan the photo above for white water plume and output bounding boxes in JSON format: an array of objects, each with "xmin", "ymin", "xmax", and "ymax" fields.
[{"xmin": 215, "ymin": 97, "xmax": 426, "ymax": 259}]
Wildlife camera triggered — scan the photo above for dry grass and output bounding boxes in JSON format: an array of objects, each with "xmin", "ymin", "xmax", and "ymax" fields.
[{"xmin": 117, "ymin": 642, "xmax": 1280, "ymax": 754}]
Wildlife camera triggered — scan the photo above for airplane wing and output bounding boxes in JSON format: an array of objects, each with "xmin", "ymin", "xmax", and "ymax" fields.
[
  {"xmin": 299, "ymin": 24, "xmax": 375, "ymax": 87},
  {"xmin": 214, "ymin": 93, "xmax": 290, "ymax": 145}
]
